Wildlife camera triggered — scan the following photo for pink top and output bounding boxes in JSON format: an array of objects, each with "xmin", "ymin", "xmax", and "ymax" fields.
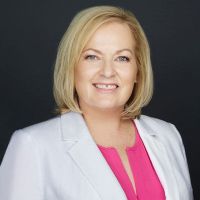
[{"xmin": 97, "ymin": 122, "xmax": 166, "ymax": 200}]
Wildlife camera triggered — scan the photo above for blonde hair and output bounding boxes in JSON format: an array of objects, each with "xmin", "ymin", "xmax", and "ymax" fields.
[{"xmin": 53, "ymin": 5, "xmax": 153, "ymax": 119}]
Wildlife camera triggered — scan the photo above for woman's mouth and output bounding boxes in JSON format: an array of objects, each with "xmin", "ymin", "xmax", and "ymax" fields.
[{"xmin": 92, "ymin": 83, "xmax": 119, "ymax": 92}]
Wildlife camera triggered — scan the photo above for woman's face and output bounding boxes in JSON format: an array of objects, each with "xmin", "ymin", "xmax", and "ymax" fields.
[{"xmin": 75, "ymin": 21, "xmax": 138, "ymax": 112}]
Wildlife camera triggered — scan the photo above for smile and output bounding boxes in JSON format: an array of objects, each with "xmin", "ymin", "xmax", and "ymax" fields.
[{"xmin": 93, "ymin": 83, "xmax": 119, "ymax": 91}]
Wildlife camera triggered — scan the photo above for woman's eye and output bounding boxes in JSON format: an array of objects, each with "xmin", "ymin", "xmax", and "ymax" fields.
[
  {"xmin": 117, "ymin": 56, "xmax": 130, "ymax": 62},
  {"xmin": 84, "ymin": 55, "xmax": 98, "ymax": 60}
]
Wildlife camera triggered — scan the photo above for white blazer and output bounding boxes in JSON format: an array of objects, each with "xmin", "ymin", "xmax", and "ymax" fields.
[{"xmin": 0, "ymin": 112, "xmax": 193, "ymax": 200}]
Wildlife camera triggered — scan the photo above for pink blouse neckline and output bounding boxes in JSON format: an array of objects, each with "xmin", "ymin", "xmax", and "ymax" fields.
[
  {"xmin": 97, "ymin": 121, "xmax": 140, "ymax": 151},
  {"xmin": 96, "ymin": 121, "xmax": 166, "ymax": 200}
]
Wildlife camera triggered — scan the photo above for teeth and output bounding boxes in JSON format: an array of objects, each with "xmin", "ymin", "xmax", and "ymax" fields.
[{"xmin": 94, "ymin": 84, "xmax": 117, "ymax": 89}]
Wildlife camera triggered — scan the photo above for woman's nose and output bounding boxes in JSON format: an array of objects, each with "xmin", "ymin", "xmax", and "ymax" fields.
[{"xmin": 100, "ymin": 59, "xmax": 116, "ymax": 78}]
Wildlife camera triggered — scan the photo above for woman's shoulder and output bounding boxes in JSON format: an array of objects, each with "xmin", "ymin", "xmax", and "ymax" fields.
[
  {"xmin": 138, "ymin": 114, "xmax": 176, "ymax": 130},
  {"xmin": 22, "ymin": 115, "xmax": 60, "ymax": 132},
  {"xmin": 12, "ymin": 115, "xmax": 61, "ymax": 143},
  {"xmin": 138, "ymin": 114, "xmax": 187, "ymax": 159},
  {"xmin": 137, "ymin": 114, "xmax": 182, "ymax": 142}
]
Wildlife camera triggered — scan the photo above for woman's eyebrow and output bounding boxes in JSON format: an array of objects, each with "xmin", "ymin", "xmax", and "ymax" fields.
[
  {"xmin": 82, "ymin": 48, "xmax": 134, "ymax": 55},
  {"xmin": 82, "ymin": 48, "xmax": 102, "ymax": 54},
  {"xmin": 116, "ymin": 48, "xmax": 134, "ymax": 55}
]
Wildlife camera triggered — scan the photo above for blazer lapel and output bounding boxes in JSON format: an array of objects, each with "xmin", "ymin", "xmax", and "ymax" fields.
[
  {"xmin": 134, "ymin": 117, "xmax": 179, "ymax": 200},
  {"xmin": 60, "ymin": 112, "xmax": 127, "ymax": 200}
]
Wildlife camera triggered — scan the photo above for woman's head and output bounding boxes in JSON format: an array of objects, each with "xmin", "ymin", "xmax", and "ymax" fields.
[{"xmin": 53, "ymin": 5, "xmax": 153, "ymax": 119}]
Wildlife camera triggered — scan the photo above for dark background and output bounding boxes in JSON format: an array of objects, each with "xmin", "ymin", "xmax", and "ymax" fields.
[{"xmin": 0, "ymin": 0, "xmax": 199, "ymax": 198}]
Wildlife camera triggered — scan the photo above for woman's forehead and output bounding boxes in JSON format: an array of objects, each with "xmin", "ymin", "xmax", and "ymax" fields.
[{"xmin": 83, "ymin": 22, "xmax": 136, "ymax": 52}]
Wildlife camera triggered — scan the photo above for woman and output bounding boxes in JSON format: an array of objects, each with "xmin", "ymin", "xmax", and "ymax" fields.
[{"xmin": 0, "ymin": 5, "xmax": 193, "ymax": 200}]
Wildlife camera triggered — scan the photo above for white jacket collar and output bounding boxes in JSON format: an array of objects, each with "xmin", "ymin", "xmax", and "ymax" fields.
[{"xmin": 60, "ymin": 111, "xmax": 157, "ymax": 141}]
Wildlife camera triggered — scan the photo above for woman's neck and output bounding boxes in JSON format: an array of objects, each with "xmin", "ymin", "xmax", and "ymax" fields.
[
  {"xmin": 81, "ymin": 106, "xmax": 131, "ymax": 138},
  {"xmin": 81, "ymin": 106, "xmax": 134, "ymax": 148}
]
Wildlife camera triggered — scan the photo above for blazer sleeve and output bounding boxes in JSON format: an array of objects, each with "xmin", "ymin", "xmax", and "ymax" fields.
[
  {"xmin": 170, "ymin": 123, "xmax": 194, "ymax": 197},
  {"xmin": 0, "ymin": 129, "xmax": 43, "ymax": 200}
]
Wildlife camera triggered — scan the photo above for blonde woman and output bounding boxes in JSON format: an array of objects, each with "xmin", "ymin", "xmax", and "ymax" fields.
[{"xmin": 0, "ymin": 5, "xmax": 193, "ymax": 200}]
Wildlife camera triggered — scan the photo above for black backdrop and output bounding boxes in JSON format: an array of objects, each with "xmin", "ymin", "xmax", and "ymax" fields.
[{"xmin": 0, "ymin": 0, "xmax": 199, "ymax": 198}]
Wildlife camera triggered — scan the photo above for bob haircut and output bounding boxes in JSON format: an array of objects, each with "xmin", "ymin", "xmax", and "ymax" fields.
[{"xmin": 53, "ymin": 5, "xmax": 153, "ymax": 119}]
